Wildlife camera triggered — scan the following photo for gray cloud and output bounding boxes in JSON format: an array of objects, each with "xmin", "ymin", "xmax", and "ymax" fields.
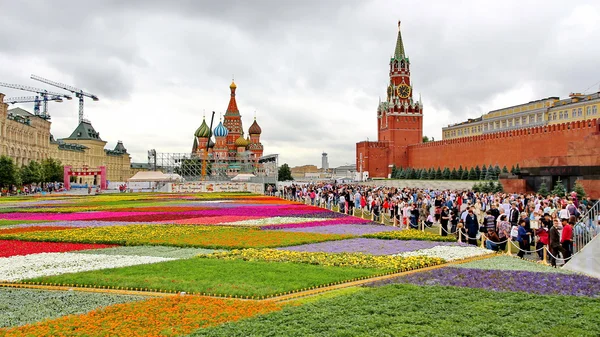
[{"xmin": 0, "ymin": 0, "xmax": 598, "ymax": 168}]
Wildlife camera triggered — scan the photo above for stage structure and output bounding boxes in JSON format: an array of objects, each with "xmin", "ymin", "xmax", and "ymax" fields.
[{"xmin": 148, "ymin": 151, "xmax": 278, "ymax": 183}]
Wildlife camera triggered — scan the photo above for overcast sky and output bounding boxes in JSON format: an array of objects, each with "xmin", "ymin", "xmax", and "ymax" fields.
[{"xmin": 1, "ymin": 0, "xmax": 599, "ymax": 168}]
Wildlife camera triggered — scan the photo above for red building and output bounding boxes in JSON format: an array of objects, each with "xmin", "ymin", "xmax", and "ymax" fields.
[
  {"xmin": 356, "ymin": 21, "xmax": 423, "ymax": 179},
  {"xmin": 356, "ymin": 21, "xmax": 600, "ymax": 196}
]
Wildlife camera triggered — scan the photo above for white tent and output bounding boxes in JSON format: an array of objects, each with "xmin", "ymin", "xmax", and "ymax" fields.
[
  {"xmin": 127, "ymin": 171, "xmax": 178, "ymax": 182},
  {"xmin": 563, "ymin": 235, "xmax": 600, "ymax": 279},
  {"xmin": 231, "ymin": 173, "xmax": 256, "ymax": 182}
]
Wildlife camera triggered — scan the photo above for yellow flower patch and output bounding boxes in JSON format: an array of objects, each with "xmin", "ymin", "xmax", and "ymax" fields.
[{"xmin": 202, "ymin": 248, "xmax": 445, "ymax": 271}]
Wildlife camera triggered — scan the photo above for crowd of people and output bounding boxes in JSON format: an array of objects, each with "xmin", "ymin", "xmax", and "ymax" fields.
[
  {"xmin": 280, "ymin": 182, "xmax": 597, "ymax": 266},
  {"xmin": 0, "ymin": 182, "xmax": 65, "ymax": 196}
]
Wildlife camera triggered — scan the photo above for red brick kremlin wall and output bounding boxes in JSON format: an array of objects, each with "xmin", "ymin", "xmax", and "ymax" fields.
[{"xmin": 407, "ymin": 119, "xmax": 600, "ymax": 170}]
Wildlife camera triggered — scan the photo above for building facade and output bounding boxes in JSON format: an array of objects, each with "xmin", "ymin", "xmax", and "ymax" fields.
[
  {"xmin": 356, "ymin": 21, "xmax": 600, "ymax": 194},
  {"xmin": 0, "ymin": 93, "xmax": 133, "ymax": 184},
  {"xmin": 191, "ymin": 81, "xmax": 265, "ymax": 178}
]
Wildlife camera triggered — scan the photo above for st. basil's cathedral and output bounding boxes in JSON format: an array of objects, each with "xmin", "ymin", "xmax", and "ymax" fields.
[{"xmin": 191, "ymin": 81, "xmax": 265, "ymax": 177}]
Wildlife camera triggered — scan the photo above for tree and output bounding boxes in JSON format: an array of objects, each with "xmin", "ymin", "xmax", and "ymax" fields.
[
  {"xmin": 435, "ymin": 167, "xmax": 443, "ymax": 180},
  {"xmin": 410, "ymin": 168, "xmax": 419, "ymax": 179},
  {"xmin": 514, "ymin": 164, "xmax": 521, "ymax": 175},
  {"xmin": 486, "ymin": 181, "xmax": 496, "ymax": 193},
  {"xmin": 552, "ymin": 179, "xmax": 567, "ymax": 197},
  {"xmin": 41, "ymin": 158, "xmax": 63, "ymax": 182},
  {"xmin": 573, "ymin": 181, "xmax": 586, "ymax": 198},
  {"xmin": 442, "ymin": 167, "xmax": 451, "ymax": 180},
  {"xmin": 475, "ymin": 165, "xmax": 481, "ymax": 180},
  {"xmin": 461, "ymin": 168, "xmax": 469, "ymax": 180},
  {"xmin": 457, "ymin": 166, "xmax": 464, "ymax": 180},
  {"xmin": 494, "ymin": 181, "xmax": 504, "ymax": 193},
  {"xmin": 487, "ymin": 165, "xmax": 496, "ymax": 180},
  {"xmin": 494, "ymin": 165, "xmax": 501, "ymax": 177},
  {"xmin": 450, "ymin": 168, "xmax": 458, "ymax": 180},
  {"xmin": 0, "ymin": 156, "xmax": 18, "ymax": 188},
  {"xmin": 537, "ymin": 182, "xmax": 549, "ymax": 197},
  {"xmin": 510, "ymin": 165, "xmax": 516, "ymax": 175},
  {"xmin": 502, "ymin": 165, "xmax": 509, "ymax": 174},
  {"xmin": 391, "ymin": 165, "xmax": 397, "ymax": 179},
  {"xmin": 480, "ymin": 165, "xmax": 487, "ymax": 180},
  {"xmin": 428, "ymin": 168, "xmax": 436, "ymax": 180},
  {"xmin": 398, "ymin": 168, "xmax": 406, "ymax": 179},
  {"xmin": 20, "ymin": 160, "xmax": 42, "ymax": 185},
  {"xmin": 422, "ymin": 136, "xmax": 430, "ymax": 143},
  {"xmin": 278, "ymin": 163, "xmax": 293, "ymax": 181},
  {"xmin": 420, "ymin": 168, "xmax": 429, "ymax": 180},
  {"xmin": 468, "ymin": 167, "xmax": 478, "ymax": 180},
  {"xmin": 472, "ymin": 183, "xmax": 481, "ymax": 193}
]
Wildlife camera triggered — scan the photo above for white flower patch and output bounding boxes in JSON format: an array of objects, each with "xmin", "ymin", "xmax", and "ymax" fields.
[
  {"xmin": 0, "ymin": 253, "xmax": 175, "ymax": 282},
  {"xmin": 219, "ymin": 217, "xmax": 329, "ymax": 226},
  {"xmin": 394, "ymin": 246, "xmax": 493, "ymax": 261}
]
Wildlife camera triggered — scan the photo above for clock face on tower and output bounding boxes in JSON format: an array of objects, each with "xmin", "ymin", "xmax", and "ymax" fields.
[{"xmin": 397, "ymin": 84, "xmax": 411, "ymax": 99}]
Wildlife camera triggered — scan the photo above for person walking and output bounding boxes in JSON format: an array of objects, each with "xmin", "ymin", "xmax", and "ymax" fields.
[
  {"xmin": 464, "ymin": 208, "xmax": 479, "ymax": 246},
  {"xmin": 548, "ymin": 219, "xmax": 566, "ymax": 267}
]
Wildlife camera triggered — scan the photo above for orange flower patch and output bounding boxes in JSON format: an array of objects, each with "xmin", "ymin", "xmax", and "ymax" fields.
[
  {"xmin": 0, "ymin": 226, "xmax": 71, "ymax": 234},
  {"xmin": 0, "ymin": 296, "xmax": 282, "ymax": 337}
]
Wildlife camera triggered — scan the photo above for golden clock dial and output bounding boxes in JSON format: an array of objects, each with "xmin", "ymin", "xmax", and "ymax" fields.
[{"xmin": 398, "ymin": 84, "xmax": 411, "ymax": 99}]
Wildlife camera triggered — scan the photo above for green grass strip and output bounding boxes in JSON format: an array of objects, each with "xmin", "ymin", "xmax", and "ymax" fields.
[
  {"xmin": 26, "ymin": 258, "xmax": 382, "ymax": 297},
  {"xmin": 191, "ymin": 283, "xmax": 600, "ymax": 336}
]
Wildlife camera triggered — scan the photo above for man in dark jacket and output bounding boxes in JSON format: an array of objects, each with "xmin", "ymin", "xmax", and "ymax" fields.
[
  {"xmin": 548, "ymin": 219, "xmax": 566, "ymax": 267},
  {"xmin": 464, "ymin": 208, "xmax": 479, "ymax": 246}
]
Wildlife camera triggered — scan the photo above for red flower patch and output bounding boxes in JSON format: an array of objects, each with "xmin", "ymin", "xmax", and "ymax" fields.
[
  {"xmin": 0, "ymin": 240, "xmax": 117, "ymax": 258},
  {"xmin": 0, "ymin": 226, "xmax": 72, "ymax": 235}
]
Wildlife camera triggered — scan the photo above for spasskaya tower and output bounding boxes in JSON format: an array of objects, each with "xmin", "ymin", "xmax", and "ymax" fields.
[{"xmin": 356, "ymin": 21, "xmax": 423, "ymax": 179}]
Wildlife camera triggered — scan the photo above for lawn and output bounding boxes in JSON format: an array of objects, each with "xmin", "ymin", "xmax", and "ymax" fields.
[
  {"xmin": 0, "ymin": 225, "xmax": 351, "ymax": 249},
  {"xmin": 192, "ymin": 284, "xmax": 600, "ymax": 336},
  {"xmin": 26, "ymin": 258, "xmax": 382, "ymax": 297}
]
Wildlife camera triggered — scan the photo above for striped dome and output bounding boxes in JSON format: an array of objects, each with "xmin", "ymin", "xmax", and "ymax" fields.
[
  {"xmin": 194, "ymin": 118, "xmax": 211, "ymax": 138},
  {"xmin": 213, "ymin": 121, "xmax": 228, "ymax": 138},
  {"xmin": 248, "ymin": 118, "xmax": 262, "ymax": 135}
]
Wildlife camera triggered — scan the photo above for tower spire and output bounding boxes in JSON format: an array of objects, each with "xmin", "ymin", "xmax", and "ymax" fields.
[{"xmin": 394, "ymin": 20, "xmax": 406, "ymax": 59}]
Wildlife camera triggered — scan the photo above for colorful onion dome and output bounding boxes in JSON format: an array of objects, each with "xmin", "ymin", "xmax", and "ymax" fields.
[
  {"xmin": 194, "ymin": 118, "xmax": 211, "ymax": 138},
  {"xmin": 248, "ymin": 118, "xmax": 262, "ymax": 135},
  {"xmin": 230, "ymin": 81, "xmax": 237, "ymax": 89},
  {"xmin": 213, "ymin": 121, "xmax": 229, "ymax": 138},
  {"xmin": 235, "ymin": 135, "xmax": 249, "ymax": 147}
]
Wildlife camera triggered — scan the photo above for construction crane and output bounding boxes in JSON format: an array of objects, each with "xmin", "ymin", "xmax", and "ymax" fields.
[
  {"xmin": 0, "ymin": 82, "xmax": 72, "ymax": 118},
  {"xmin": 3, "ymin": 95, "xmax": 64, "ymax": 119},
  {"xmin": 31, "ymin": 74, "xmax": 99, "ymax": 124}
]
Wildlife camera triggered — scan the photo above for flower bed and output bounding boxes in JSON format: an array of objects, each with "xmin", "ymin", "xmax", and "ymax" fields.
[
  {"xmin": 0, "ymin": 225, "xmax": 352, "ymax": 249},
  {"xmin": 0, "ymin": 295, "xmax": 282, "ymax": 337},
  {"xmin": 278, "ymin": 224, "xmax": 402, "ymax": 235},
  {"xmin": 366, "ymin": 267, "xmax": 600, "ymax": 297},
  {"xmin": 394, "ymin": 246, "xmax": 492, "ymax": 261},
  {"xmin": 0, "ymin": 288, "xmax": 144, "ymax": 328},
  {"xmin": 24, "ymin": 258, "xmax": 382, "ymax": 297},
  {"xmin": 204, "ymin": 248, "xmax": 445, "ymax": 270},
  {"xmin": 219, "ymin": 216, "xmax": 330, "ymax": 226},
  {"xmin": 0, "ymin": 226, "xmax": 72, "ymax": 234},
  {"xmin": 363, "ymin": 229, "xmax": 457, "ymax": 242},
  {"xmin": 280, "ymin": 238, "xmax": 467, "ymax": 256},
  {"xmin": 262, "ymin": 217, "xmax": 376, "ymax": 230},
  {"xmin": 455, "ymin": 255, "xmax": 575, "ymax": 274},
  {"xmin": 0, "ymin": 240, "xmax": 116, "ymax": 258},
  {"xmin": 0, "ymin": 252, "xmax": 174, "ymax": 281},
  {"xmin": 77, "ymin": 246, "xmax": 221, "ymax": 259}
]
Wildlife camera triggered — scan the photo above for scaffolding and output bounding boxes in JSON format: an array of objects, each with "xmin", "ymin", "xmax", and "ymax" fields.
[{"xmin": 147, "ymin": 150, "xmax": 278, "ymax": 183}]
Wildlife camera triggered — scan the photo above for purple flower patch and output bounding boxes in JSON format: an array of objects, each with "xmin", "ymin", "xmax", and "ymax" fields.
[
  {"xmin": 278, "ymin": 224, "xmax": 403, "ymax": 235},
  {"xmin": 279, "ymin": 238, "xmax": 466, "ymax": 255},
  {"xmin": 366, "ymin": 267, "xmax": 600, "ymax": 297}
]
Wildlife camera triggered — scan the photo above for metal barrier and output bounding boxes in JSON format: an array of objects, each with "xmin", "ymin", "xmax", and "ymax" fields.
[{"xmin": 573, "ymin": 200, "xmax": 600, "ymax": 254}]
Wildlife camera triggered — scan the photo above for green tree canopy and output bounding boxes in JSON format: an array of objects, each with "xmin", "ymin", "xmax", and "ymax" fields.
[
  {"xmin": 573, "ymin": 181, "xmax": 586, "ymax": 198},
  {"xmin": 552, "ymin": 179, "xmax": 567, "ymax": 197},
  {"xmin": 41, "ymin": 158, "xmax": 63, "ymax": 182},
  {"xmin": 450, "ymin": 168, "xmax": 458, "ymax": 180},
  {"xmin": 468, "ymin": 167, "xmax": 478, "ymax": 180},
  {"xmin": 278, "ymin": 163, "xmax": 293, "ymax": 181},
  {"xmin": 480, "ymin": 165, "xmax": 487, "ymax": 180},
  {"xmin": 21, "ymin": 160, "xmax": 43, "ymax": 185},
  {"xmin": 537, "ymin": 182, "xmax": 549, "ymax": 197},
  {"xmin": 0, "ymin": 156, "xmax": 18, "ymax": 188},
  {"xmin": 420, "ymin": 168, "xmax": 429, "ymax": 180},
  {"xmin": 461, "ymin": 168, "xmax": 469, "ymax": 180},
  {"xmin": 442, "ymin": 167, "xmax": 451, "ymax": 180}
]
